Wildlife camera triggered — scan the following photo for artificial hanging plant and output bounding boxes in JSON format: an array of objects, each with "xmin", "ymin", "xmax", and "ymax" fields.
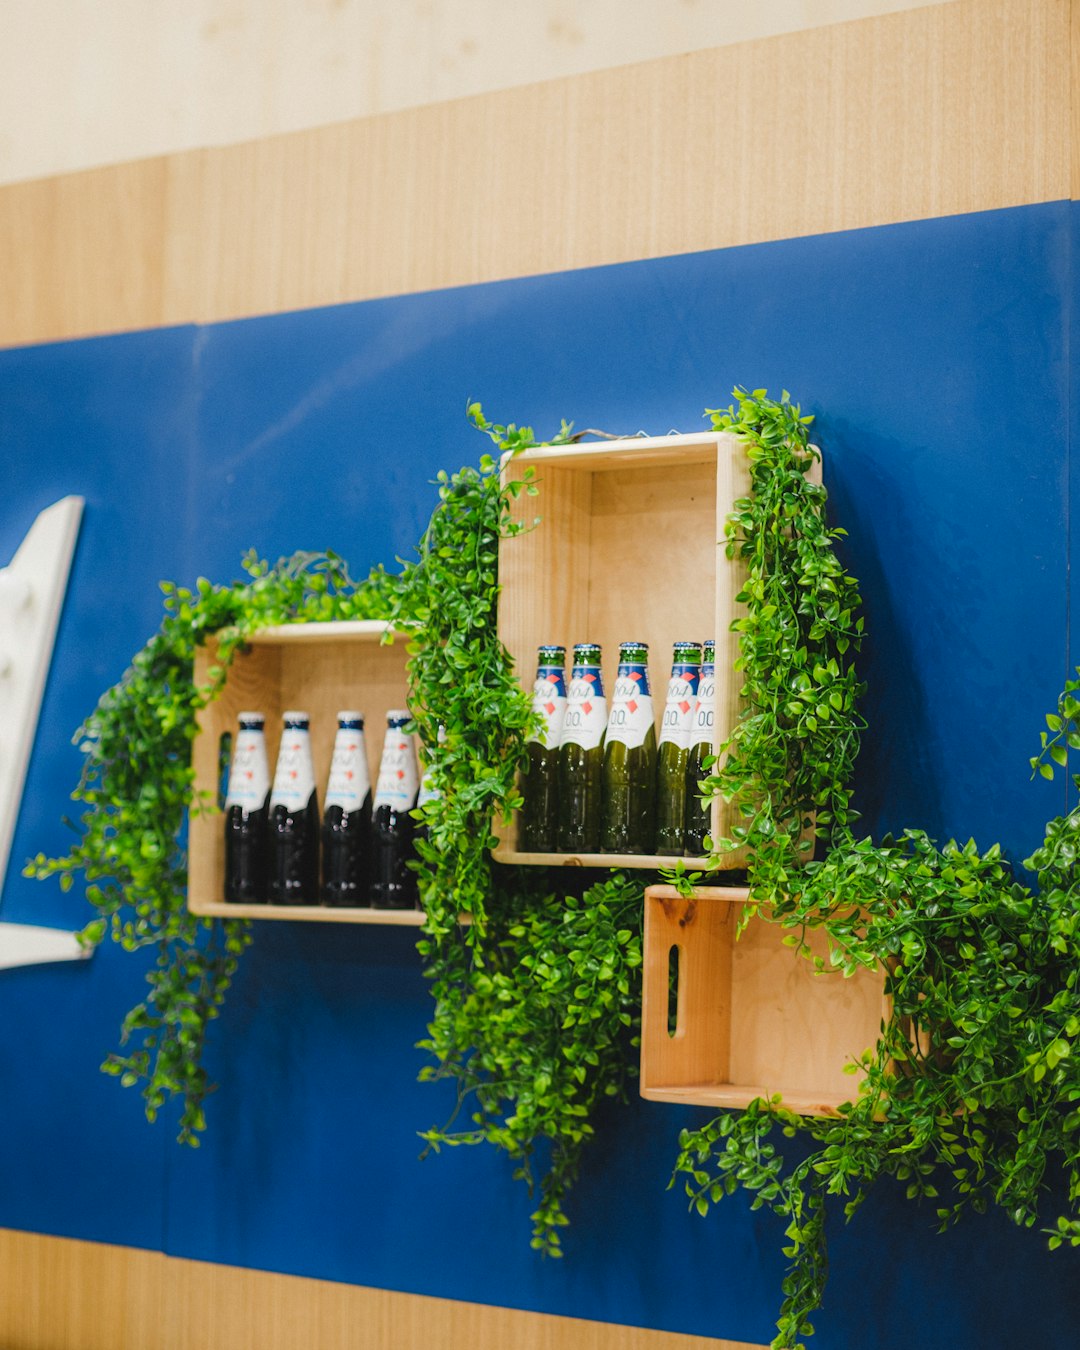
[
  {"xmin": 671, "ymin": 389, "xmax": 1080, "ymax": 1349},
  {"xmin": 28, "ymin": 385, "xmax": 1080, "ymax": 1350}
]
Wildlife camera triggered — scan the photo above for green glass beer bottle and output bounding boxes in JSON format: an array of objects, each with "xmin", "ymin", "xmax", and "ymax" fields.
[
  {"xmin": 601, "ymin": 641, "xmax": 656, "ymax": 853},
  {"xmin": 655, "ymin": 641, "xmax": 702, "ymax": 855},
  {"xmin": 556, "ymin": 643, "xmax": 606, "ymax": 852},
  {"xmin": 519, "ymin": 645, "xmax": 568, "ymax": 851},
  {"xmin": 684, "ymin": 639, "xmax": 716, "ymax": 856}
]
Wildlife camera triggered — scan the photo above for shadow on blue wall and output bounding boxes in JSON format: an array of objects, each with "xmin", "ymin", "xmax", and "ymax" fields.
[{"xmin": 2, "ymin": 200, "xmax": 1078, "ymax": 1348}]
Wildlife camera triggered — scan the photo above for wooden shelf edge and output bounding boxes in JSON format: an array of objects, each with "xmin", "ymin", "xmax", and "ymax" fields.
[
  {"xmin": 187, "ymin": 900, "xmax": 427, "ymax": 925},
  {"xmin": 242, "ymin": 619, "xmax": 401, "ymax": 645},
  {"xmin": 492, "ymin": 849, "xmax": 719, "ymax": 869},
  {"xmin": 504, "ymin": 431, "xmax": 734, "ymax": 473},
  {"xmin": 640, "ymin": 1083, "xmax": 860, "ymax": 1118},
  {"xmin": 645, "ymin": 883, "xmax": 751, "ymax": 902}
]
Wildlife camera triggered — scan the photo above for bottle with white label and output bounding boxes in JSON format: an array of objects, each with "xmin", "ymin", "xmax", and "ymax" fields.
[
  {"xmin": 601, "ymin": 641, "xmax": 656, "ymax": 854},
  {"xmin": 655, "ymin": 642, "xmax": 702, "ymax": 855},
  {"xmin": 371, "ymin": 710, "xmax": 420, "ymax": 909},
  {"xmin": 267, "ymin": 710, "xmax": 320, "ymax": 904},
  {"xmin": 556, "ymin": 643, "xmax": 606, "ymax": 852},
  {"xmin": 684, "ymin": 640, "xmax": 716, "ymax": 856},
  {"xmin": 223, "ymin": 711, "xmax": 271, "ymax": 902},
  {"xmin": 519, "ymin": 645, "xmax": 567, "ymax": 852},
  {"xmin": 320, "ymin": 712, "xmax": 372, "ymax": 907}
]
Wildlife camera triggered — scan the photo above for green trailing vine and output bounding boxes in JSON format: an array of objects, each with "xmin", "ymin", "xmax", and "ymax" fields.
[
  {"xmin": 673, "ymin": 390, "xmax": 1080, "ymax": 1348},
  {"xmin": 387, "ymin": 405, "xmax": 645, "ymax": 1255},
  {"xmin": 26, "ymin": 551, "xmax": 393, "ymax": 1140},
  {"xmin": 29, "ymin": 386, "xmax": 1080, "ymax": 1350}
]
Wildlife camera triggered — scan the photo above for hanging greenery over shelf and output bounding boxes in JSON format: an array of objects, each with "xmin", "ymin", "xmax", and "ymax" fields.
[
  {"xmin": 673, "ymin": 391, "xmax": 1080, "ymax": 1349},
  {"xmin": 28, "ymin": 388, "xmax": 1080, "ymax": 1350}
]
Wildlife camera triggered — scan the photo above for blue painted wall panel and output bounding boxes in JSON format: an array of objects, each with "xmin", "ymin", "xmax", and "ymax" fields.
[{"xmin": 1, "ymin": 201, "xmax": 1078, "ymax": 1347}]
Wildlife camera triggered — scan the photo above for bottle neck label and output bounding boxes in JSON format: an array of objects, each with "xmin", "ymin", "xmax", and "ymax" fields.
[
  {"xmin": 690, "ymin": 663, "xmax": 716, "ymax": 745},
  {"xmin": 225, "ymin": 729, "xmax": 270, "ymax": 810},
  {"xmin": 324, "ymin": 727, "xmax": 371, "ymax": 810},
  {"xmin": 374, "ymin": 728, "xmax": 419, "ymax": 809},
  {"xmin": 659, "ymin": 664, "xmax": 701, "ymax": 748},
  {"xmin": 561, "ymin": 666, "xmax": 607, "ymax": 750},
  {"xmin": 605, "ymin": 662, "xmax": 654, "ymax": 748},
  {"xmin": 529, "ymin": 665, "xmax": 567, "ymax": 749},
  {"xmin": 270, "ymin": 728, "xmax": 316, "ymax": 810}
]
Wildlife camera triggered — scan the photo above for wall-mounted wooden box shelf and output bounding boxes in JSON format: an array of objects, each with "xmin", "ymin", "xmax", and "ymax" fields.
[
  {"xmin": 640, "ymin": 885, "xmax": 887, "ymax": 1117},
  {"xmin": 495, "ymin": 431, "xmax": 821, "ymax": 869},
  {"xmin": 188, "ymin": 620, "xmax": 419, "ymax": 925}
]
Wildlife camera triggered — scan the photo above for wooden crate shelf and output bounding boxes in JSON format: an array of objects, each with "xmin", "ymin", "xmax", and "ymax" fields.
[
  {"xmin": 187, "ymin": 619, "xmax": 416, "ymax": 925},
  {"xmin": 493, "ymin": 432, "xmax": 820, "ymax": 869},
  {"xmin": 640, "ymin": 885, "xmax": 887, "ymax": 1117}
]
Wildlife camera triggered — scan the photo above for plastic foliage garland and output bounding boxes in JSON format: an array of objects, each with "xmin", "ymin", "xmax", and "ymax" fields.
[
  {"xmin": 385, "ymin": 404, "xmax": 645, "ymax": 1256},
  {"xmin": 673, "ymin": 389, "xmax": 1080, "ymax": 1349},
  {"xmin": 29, "ymin": 389, "xmax": 1080, "ymax": 1348},
  {"xmin": 26, "ymin": 551, "xmax": 394, "ymax": 1141}
]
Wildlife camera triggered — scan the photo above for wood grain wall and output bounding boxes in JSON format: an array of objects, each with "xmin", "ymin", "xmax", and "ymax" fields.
[
  {"xmin": 0, "ymin": 0, "xmax": 1070, "ymax": 348},
  {"xmin": 0, "ymin": 1229, "xmax": 762, "ymax": 1350}
]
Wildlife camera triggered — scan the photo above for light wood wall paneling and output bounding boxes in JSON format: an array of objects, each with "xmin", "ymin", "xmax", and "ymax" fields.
[
  {"xmin": 0, "ymin": 1228, "xmax": 767, "ymax": 1350},
  {"xmin": 0, "ymin": 0, "xmax": 1071, "ymax": 348},
  {"xmin": 0, "ymin": 160, "xmax": 169, "ymax": 346}
]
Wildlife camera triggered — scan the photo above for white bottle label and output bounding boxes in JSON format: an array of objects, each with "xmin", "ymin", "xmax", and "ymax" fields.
[
  {"xmin": 690, "ymin": 669, "xmax": 716, "ymax": 747},
  {"xmin": 324, "ymin": 727, "xmax": 371, "ymax": 810},
  {"xmin": 225, "ymin": 729, "xmax": 270, "ymax": 810},
  {"xmin": 270, "ymin": 728, "xmax": 316, "ymax": 810},
  {"xmin": 561, "ymin": 672, "xmax": 607, "ymax": 751},
  {"xmin": 605, "ymin": 666, "xmax": 654, "ymax": 749},
  {"xmin": 529, "ymin": 672, "xmax": 567, "ymax": 750},
  {"xmin": 658, "ymin": 670, "xmax": 701, "ymax": 749},
  {"xmin": 374, "ymin": 728, "xmax": 420, "ymax": 810}
]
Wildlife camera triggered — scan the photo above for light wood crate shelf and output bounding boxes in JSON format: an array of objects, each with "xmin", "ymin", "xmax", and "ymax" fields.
[
  {"xmin": 640, "ymin": 885, "xmax": 887, "ymax": 1117},
  {"xmin": 187, "ymin": 620, "xmax": 417, "ymax": 925},
  {"xmin": 494, "ymin": 432, "xmax": 820, "ymax": 869}
]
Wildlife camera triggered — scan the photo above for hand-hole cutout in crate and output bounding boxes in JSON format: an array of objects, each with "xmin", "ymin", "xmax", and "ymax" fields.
[
  {"xmin": 494, "ymin": 432, "xmax": 821, "ymax": 869},
  {"xmin": 188, "ymin": 620, "xmax": 426, "ymax": 926},
  {"xmin": 640, "ymin": 885, "xmax": 887, "ymax": 1117},
  {"xmin": 667, "ymin": 943, "xmax": 681, "ymax": 1038}
]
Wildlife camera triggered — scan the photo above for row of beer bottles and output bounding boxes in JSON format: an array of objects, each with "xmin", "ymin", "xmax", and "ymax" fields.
[
  {"xmin": 223, "ymin": 709, "xmax": 436, "ymax": 909},
  {"xmin": 519, "ymin": 639, "xmax": 715, "ymax": 856}
]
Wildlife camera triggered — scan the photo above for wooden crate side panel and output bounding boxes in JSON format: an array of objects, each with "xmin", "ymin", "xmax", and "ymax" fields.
[
  {"xmin": 728, "ymin": 918, "xmax": 886, "ymax": 1101},
  {"xmin": 189, "ymin": 643, "xmax": 282, "ymax": 909},
  {"xmin": 641, "ymin": 889, "xmax": 736, "ymax": 1091}
]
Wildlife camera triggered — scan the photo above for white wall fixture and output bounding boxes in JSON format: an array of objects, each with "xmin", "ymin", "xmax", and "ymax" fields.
[{"xmin": 0, "ymin": 495, "xmax": 93, "ymax": 970}]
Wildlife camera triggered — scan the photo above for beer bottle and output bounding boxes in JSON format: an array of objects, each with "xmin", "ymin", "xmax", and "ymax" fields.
[
  {"xmin": 684, "ymin": 640, "xmax": 716, "ymax": 856},
  {"xmin": 371, "ymin": 711, "xmax": 420, "ymax": 909},
  {"xmin": 556, "ymin": 643, "xmax": 606, "ymax": 852},
  {"xmin": 267, "ymin": 710, "xmax": 319, "ymax": 903},
  {"xmin": 320, "ymin": 711, "xmax": 372, "ymax": 907},
  {"xmin": 223, "ymin": 711, "xmax": 270, "ymax": 902},
  {"xmin": 601, "ymin": 641, "xmax": 656, "ymax": 853},
  {"xmin": 519, "ymin": 645, "xmax": 567, "ymax": 852},
  {"xmin": 655, "ymin": 642, "xmax": 702, "ymax": 855}
]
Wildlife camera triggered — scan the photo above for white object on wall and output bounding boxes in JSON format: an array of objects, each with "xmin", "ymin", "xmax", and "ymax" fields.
[
  {"xmin": 0, "ymin": 922, "xmax": 89, "ymax": 971},
  {"xmin": 0, "ymin": 495, "xmax": 93, "ymax": 970}
]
